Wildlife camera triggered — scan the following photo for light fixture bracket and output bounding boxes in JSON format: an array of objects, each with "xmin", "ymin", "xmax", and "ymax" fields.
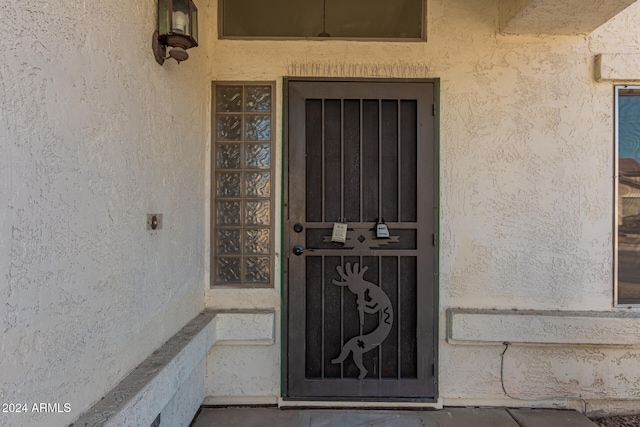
[{"xmin": 152, "ymin": 30, "xmax": 166, "ymax": 65}]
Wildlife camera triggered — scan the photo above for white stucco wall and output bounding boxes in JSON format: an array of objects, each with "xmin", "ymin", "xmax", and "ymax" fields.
[
  {"xmin": 0, "ymin": 1, "xmax": 213, "ymax": 426},
  {"xmin": 4, "ymin": 0, "xmax": 640, "ymax": 421},
  {"xmin": 203, "ymin": 0, "xmax": 640, "ymax": 413}
]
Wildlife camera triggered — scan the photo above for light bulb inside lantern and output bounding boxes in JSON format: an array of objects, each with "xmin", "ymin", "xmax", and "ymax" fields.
[{"xmin": 172, "ymin": 10, "xmax": 188, "ymax": 34}]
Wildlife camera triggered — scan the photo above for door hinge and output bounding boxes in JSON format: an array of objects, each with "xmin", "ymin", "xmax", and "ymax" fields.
[
  {"xmin": 432, "ymin": 234, "xmax": 437, "ymax": 246},
  {"xmin": 432, "ymin": 363, "xmax": 436, "ymax": 376},
  {"xmin": 432, "ymin": 104, "xmax": 436, "ymax": 116}
]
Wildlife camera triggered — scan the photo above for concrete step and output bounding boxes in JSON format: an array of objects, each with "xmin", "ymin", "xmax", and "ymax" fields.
[
  {"xmin": 508, "ymin": 409, "xmax": 597, "ymax": 427},
  {"xmin": 192, "ymin": 407, "xmax": 598, "ymax": 427}
]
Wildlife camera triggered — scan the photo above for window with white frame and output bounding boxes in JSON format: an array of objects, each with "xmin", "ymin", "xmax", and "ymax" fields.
[{"xmin": 616, "ymin": 86, "xmax": 640, "ymax": 305}]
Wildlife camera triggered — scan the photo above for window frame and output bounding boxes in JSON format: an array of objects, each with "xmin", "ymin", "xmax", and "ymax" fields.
[
  {"xmin": 217, "ymin": 0, "xmax": 427, "ymax": 42},
  {"xmin": 614, "ymin": 85, "xmax": 640, "ymax": 307}
]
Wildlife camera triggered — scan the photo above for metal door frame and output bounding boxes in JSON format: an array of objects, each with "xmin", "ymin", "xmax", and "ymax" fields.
[{"xmin": 282, "ymin": 77, "xmax": 440, "ymax": 402}]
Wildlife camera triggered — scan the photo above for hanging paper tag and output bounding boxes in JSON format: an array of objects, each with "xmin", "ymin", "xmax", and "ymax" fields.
[
  {"xmin": 375, "ymin": 219, "xmax": 390, "ymax": 239},
  {"xmin": 331, "ymin": 221, "xmax": 348, "ymax": 243}
]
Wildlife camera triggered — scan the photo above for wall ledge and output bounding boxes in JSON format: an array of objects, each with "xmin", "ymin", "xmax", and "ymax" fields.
[
  {"xmin": 596, "ymin": 54, "xmax": 640, "ymax": 82},
  {"xmin": 71, "ymin": 309, "xmax": 275, "ymax": 426},
  {"xmin": 447, "ymin": 308, "xmax": 640, "ymax": 346}
]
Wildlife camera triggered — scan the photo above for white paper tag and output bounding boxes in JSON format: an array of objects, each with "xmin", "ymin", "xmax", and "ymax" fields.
[
  {"xmin": 376, "ymin": 223, "xmax": 390, "ymax": 239},
  {"xmin": 331, "ymin": 222, "xmax": 348, "ymax": 243}
]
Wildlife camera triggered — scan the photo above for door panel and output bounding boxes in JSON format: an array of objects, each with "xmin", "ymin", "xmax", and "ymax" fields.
[{"xmin": 285, "ymin": 79, "xmax": 437, "ymax": 400}]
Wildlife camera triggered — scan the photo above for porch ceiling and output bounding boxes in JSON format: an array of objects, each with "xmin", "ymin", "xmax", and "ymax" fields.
[{"xmin": 499, "ymin": 0, "xmax": 637, "ymax": 34}]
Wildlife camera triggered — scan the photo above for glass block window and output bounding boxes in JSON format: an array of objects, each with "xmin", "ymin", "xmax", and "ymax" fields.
[{"xmin": 212, "ymin": 82, "xmax": 275, "ymax": 287}]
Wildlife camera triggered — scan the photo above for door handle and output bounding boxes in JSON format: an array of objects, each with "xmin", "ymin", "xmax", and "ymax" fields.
[{"xmin": 292, "ymin": 245, "xmax": 315, "ymax": 256}]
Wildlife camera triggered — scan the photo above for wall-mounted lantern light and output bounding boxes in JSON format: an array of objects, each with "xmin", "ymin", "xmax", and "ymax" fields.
[{"xmin": 152, "ymin": 0, "xmax": 198, "ymax": 65}]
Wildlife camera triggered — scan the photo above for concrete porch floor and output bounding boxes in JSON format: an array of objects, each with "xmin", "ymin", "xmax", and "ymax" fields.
[{"xmin": 191, "ymin": 407, "xmax": 598, "ymax": 427}]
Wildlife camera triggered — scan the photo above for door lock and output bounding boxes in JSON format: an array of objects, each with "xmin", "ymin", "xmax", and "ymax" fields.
[
  {"xmin": 292, "ymin": 245, "xmax": 315, "ymax": 256},
  {"xmin": 375, "ymin": 218, "xmax": 390, "ymax": 239}
]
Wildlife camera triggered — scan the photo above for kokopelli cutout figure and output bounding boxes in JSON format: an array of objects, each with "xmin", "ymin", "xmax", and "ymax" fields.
[{"xmin": 331, "ymin": 262, "xmax": 393, "ymax": 380}]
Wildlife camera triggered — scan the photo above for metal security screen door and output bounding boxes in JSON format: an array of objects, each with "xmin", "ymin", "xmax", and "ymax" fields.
[{"xmin": 285, "ymin": 79, "xmax": 438, "ymax": 400}]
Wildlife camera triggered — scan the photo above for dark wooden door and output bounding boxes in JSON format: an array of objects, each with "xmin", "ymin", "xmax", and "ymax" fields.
[{"xmin": 285, "ymin": 79, "xmax": 438, "ymax": 400}]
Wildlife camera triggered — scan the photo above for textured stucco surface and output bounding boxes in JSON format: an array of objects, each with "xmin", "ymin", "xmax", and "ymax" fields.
[
  {"xmin": 71, "ymin": 310, "xmax": 216, "ymax": 426},
  {"xmin": 161, "ymin": 359, "xmax": 206, "ymax": 427},
  {"xmin": 499, "ymin": 0, "xmax": 637, "ymax": 34},
  {"xmin": 596, "ymin": 54, "xmax": 640, "ymax": 82},
  {"xmin": 0, "ymin": 1, "xmax": 212, "ymax": 426},
  {"xmin": 203, "ymin": 0, "xmax": 640, "ymax": 413},
  {"xmin": 5, "ymin": 0, "xmax": 640, "ymax": 421},
  {"xmin": 71, "ymin": 310, "xmax": 273, "ymax": 426},
  {"xmin": 448, "ymin": 309, "xmax": 640, "ymax": 345}
]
